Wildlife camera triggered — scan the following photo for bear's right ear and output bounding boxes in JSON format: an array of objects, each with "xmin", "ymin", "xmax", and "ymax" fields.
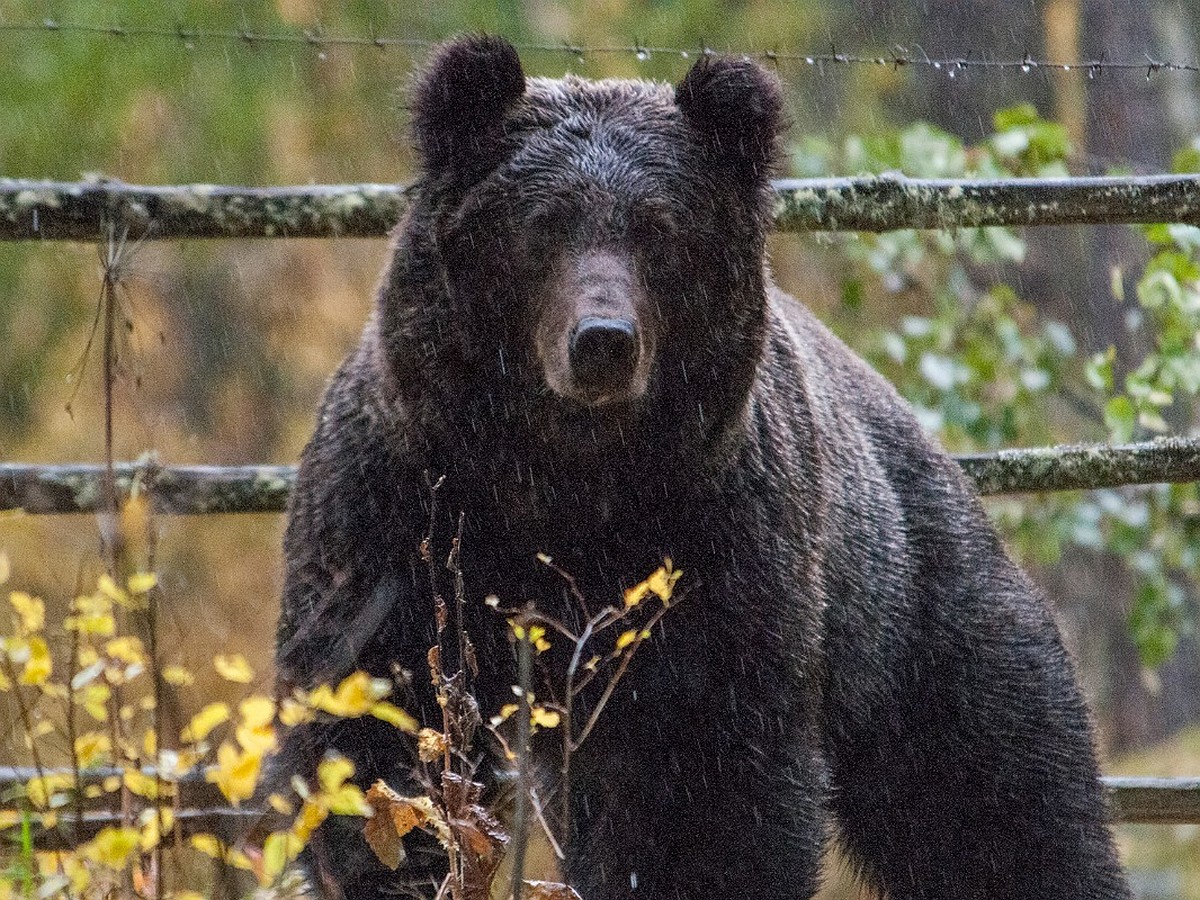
[{"xmin": 411, "ymin": 34, "xmax": 526, "ymax": 173}]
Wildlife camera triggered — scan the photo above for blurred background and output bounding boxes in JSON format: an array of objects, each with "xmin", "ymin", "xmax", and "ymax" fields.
[{"xmin": 1, "ymin": 1, "xmax": 1199, "ymax": 895}]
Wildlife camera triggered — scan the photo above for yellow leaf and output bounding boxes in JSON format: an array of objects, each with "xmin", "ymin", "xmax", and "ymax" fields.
[
  {"xmin": 137, "ymin": 807, "xmax": 174, "ymax": 852},
  {"xmin": 124, "ymin": 768, "xmax": 169, "ymax": 800},
  {"xmin": 261, "ymin": 831, "xmax": 303, "ymax": 885},
  {"xmin": 66, "ymin": 594, "xmax": 115, "ymax": 637},
  {"xmin": 240, "ymin": 696, "xmax": 275, "ymax": 728},
  {"xmin": 317, "ymin": 755, "xmax": 354, "ymax": 794},
  {"xmin": 0, "ymin": 668, "xmax": 9, "ymax": 691},
  {"xmin": 291, "ymin": 799, "xmax": 329, "ymax": 842},
  {"xmin": 308, "ymin": 671, "xmax": 390, "ymax": 717},
  {"xmin": 81, "ymin": 683, "xmax": 110, "ymax": 722},
  {"xmin": 0, "ymin": 552, "xmax": 9, "ymax": 585},
  {"xmin": 615, "ymin": 629, "xmax": 638, "ymax": 652},
  {"xmin": 624, "ymin": 560, "xmax": 683, "ymax": 607},
  {"xmin": 127, "ymin": 572, "xmax": 158, "ymax": 594},
  {"xmin": 0, "ymin": 810, "xmax": 21, "ymax": 830},
  {"xmin": 417, "ymin": 728, "xmax": 447, "ymax": 763},
  {"xmin": 531, "ymin": 706, "xmax": 561, "ymax": 729},
  {"xmin": 20, "ymin": 636, "xmax": 51, "ymax": 685},
  {"xmin": 190, "ymin": 833, "xmax": 223, "ymax": 859},
  {"xmin": 489, "ymin": 703, "xmax": 519, "ymax": 727},
  {"xmin": 278, "ymin": 697, "xmax": 312, "ymax": 727},
  {"xmin": 369, "ymin": 701, "xmax": 419, "ymax": 734},
  {"xmin": 214, "ymin": 653, "xmax": 254, "ymax": 683},
  {"xmin": 170, "ymin": 893, "xmax": 207, "ymax": 900},
  {"xmin": 267, "ymin": 793, "xmax": 294, "ymax": 815},
  {"xmin": 143, "ymin": 728, "xmax": 157, "ymax": 758},
  {"xmin": 182, "ymin": 701, "xmax": 230, "ymax": 743},
  {"xmin": 225, "ymin": 846, "xmax": 255, "ymax": 871},
  {"xmin": 80, "ymin": 825, "xmax": 140, "ymax": 870},
  {"xmin": 161, "ymin": 665, "xmax": 193, "ymax": 686},
  {"xmin": 9, "ymin": 591, "xmax": 44, "ymax": 635},
  {"xmin": 207, "ymin": 742, "xmax": 261, "ymax": 806},
  {"xmin": 74, "ymin": 733, "xmax": 112, "ymax": 768},
  {"xmin": 97, "ymin": 574, "xmax": 130, "ymax": 607},
  {"xmin": 105, "ymin": 636, "xmax": 145, "ymax": 666},
  {"xmin": 237, "ymin": 696, "xmax": 278, "ymax": 754},
  {"xmin": 325, "ymin": 784, "xmax": 371, "ymax": 816}
]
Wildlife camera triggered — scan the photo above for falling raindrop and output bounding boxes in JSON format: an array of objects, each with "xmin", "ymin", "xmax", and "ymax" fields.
[
  {"xmin": 805, "ymin": 57, "xmax": 814, "ymax": 65},
  {"xmin": 948, "ymin": 69, "xmax": 956, "ymax": 78},
  {"xmin": 680, "ymin": 51, "xmax": 689, "ymax": 59},
  {"xmin": 1021, "ymin": 64, "xmax": 1031, "ymax": 73},
  {"xmin": 636, "ymin": 49, "xmax": 649, "ymax": 61},
  {"xmin": 318, "ymin": 51, "xmax": 328, "ymax": 61}
]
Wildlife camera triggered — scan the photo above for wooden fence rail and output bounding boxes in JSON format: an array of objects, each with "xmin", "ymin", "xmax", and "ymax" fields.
[
  {"xmin": 2, "ymin": 438, "xmax": 1198, "ymax": 515},
  {"xmin": 3, "ymin": 174, "xmax": 1200, "ymax": 241},
  {"xmin": 0, "ymin": 767, "xmax": 1194, "ymax": 850}
]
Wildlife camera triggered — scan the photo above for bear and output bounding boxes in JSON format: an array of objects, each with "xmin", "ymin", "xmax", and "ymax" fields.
[{"xmin": 275, "ymin": 34, "xmax": 1132, "ymax": 900}]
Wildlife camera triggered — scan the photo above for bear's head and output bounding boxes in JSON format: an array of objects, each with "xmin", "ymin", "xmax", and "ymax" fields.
[{"xmin": 384, "ymin": 35, "xmax": 785, "ymax": 467}]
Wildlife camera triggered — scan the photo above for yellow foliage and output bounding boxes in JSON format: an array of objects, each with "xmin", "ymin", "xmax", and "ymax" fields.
[
  {"xmin": 236, "ymin": 695, "xmax": 279, "ymax": 754},
  {"xmin": 96, "ymin": 574, "xmax": 131, "ymax": 608},
  {"xmin": 623, "ymin": 559, "xmax": 683, "ymax": 608},
  {"xmin": 9, "ymin": 590, "xmax": 44, "ymax": 635},
  {"xmin": 161, "ymin": 664, "xmax": 194, "ymax": 686},
  {"xmin": 80, "ymin": 682, "xmax": 110, "ymax": 722},
  {"xmin": 126, "ymin": 572, "xmax": 158, "ymax": 595},
  {"xmin": 104, "ymin": 635, "xmax": 145, "ymax": 665},
  {"xmin": 279, "ymin": 696, "xmax": 313, "ymax": 726},
  {"xmin": 182, "ymin": 701, "xmax": 230, "ymax": 742},
  {"xmin": 531, "ymin": 706, "xmax": 561, "ymax": 729},
  {"xmin": 317, "ymin": 755, "xmax": 354, "ymax": 793},
  {"xmin": 307, "ymin": 670, "xmax": 391, "ymax": 717},
  {"xmin": 124, "ymin": 768, "xmax": 169, "ymax": 800},
  {"xmin": 214, "ymin": 653, "xmax": 255, "ymax": 683},
  {"xmin": 206, "ymin": 741, "xmax": 261, "ymax": 806},
  {"xmin": 80, "ymin": 826, "xmax": 140, "ymax": 870},
  {"xmin": 66, "ymin": 593, "xmax": 115, "ymax": 637},
  {"xmin": 137, "ymin": 807, "xmax": 174, "ymax": 852},
  {"xmin": 291, "ymin": 799, "xmax": 329, "ymax": 842},
  {"xmin": 369, "ymin": 701, "xmax": 419, "ymax": 734},
  {"xmin": 74, "ymin": 732, "xmax": 112, "ymax": 768},
  {"xmin": 0, "ymin": 552, "xmax": 8, "ymax": 585},
  {"xmin": 261, "ymin": 830, "xmax": 304, "ymax": 885},
  {"xmin": 13, "ymin": 635, "xmax": 52, "ymax": 684}
]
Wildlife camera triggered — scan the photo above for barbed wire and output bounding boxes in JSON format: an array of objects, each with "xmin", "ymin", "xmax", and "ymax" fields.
[{"xmin": 1, "ymin": 18, "xmax": 1198, "ymax": 78}]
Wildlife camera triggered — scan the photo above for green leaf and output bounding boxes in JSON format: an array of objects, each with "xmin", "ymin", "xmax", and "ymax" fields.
[
  {"xmin": 1104, "ymin": 396, "xmax": 1136, "ymax": 443},
  {"xmin": 993, "ymin": 103, "xmax": 1041, "ymax": 131}
]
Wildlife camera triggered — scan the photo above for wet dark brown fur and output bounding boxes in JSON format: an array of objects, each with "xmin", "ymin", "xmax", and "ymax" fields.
[{"xmin": 276, "ymin": 35, "xmax": 1132, "ymax": 900}]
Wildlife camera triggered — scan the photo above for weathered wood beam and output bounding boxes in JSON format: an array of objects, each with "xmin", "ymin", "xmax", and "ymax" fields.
[
  {"xmin": 3, "ymin": 174, "xmax": 1200, "ymax": 241},
  {"xmin": 1, "ymin": 438, "xmax": 1197, "ymax": 515}
]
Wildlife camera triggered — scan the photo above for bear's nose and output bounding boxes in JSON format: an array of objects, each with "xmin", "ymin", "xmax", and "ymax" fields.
[{"xmin": 569, "ymin": 316, "xmax": 640, "ymax": 389}]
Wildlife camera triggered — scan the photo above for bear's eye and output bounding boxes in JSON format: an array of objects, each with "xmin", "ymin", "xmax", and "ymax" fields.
[{"xmin": 629, "ymin": 200, "xmax": 681, "ymax": 246}]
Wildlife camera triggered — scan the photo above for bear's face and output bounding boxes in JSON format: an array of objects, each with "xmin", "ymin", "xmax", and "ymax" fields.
[{"xmin": 403, "ymin": 36, "xmax": 784, "ymax": 455}]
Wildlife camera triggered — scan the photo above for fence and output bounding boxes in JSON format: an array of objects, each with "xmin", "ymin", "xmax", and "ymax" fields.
[{"xmin": 2, "ymin": 174, "xmax": 1200, "ymax": 842}]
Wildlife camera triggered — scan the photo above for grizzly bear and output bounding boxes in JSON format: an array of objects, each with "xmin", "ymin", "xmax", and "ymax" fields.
[{"xmin": 275, "ymin": 34, "xmax": 1131, "ymax": 900}]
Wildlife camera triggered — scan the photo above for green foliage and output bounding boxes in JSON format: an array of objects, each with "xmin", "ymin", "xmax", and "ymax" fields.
[{"xmin": 796, "ymin": 105, "xmax": 1200, "ymax": 667}]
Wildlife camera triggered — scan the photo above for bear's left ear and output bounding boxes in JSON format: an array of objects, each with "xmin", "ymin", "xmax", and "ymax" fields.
[
  {"xmin": 675, "ymin": 56, "xmax": 785, "ymax": 179},
  {"xmin": 411, "ymin": 34, "xmax": 527, "ymax": 172}
]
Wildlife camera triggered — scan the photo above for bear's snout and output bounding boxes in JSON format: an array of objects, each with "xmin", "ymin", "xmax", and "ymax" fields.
[
  {"xmin": 569, "ymin": 316, "xmax": 640, "ymax": 390},
  {"xmin": 535, "ymin": 249, "xmax": 655, "ymax": 409}
]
